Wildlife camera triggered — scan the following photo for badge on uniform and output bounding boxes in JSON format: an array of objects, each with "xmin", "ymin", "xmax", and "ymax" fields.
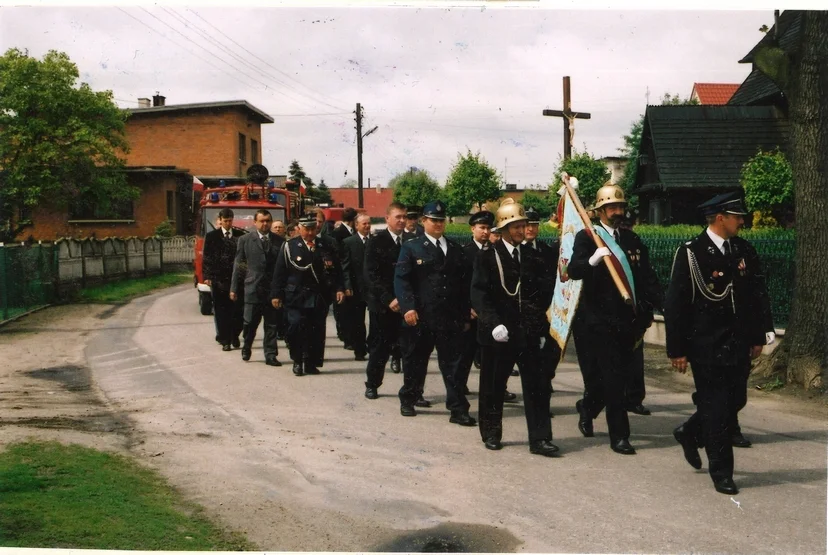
[
  {"xmin": 416, "ymin": 259, "xmax": 423, "ymax": 265},
  {"xmin": 297, "ymin": 256, "xmax": 303, "ymax": 261},
  {"xmin": 738, "ymin": 258, "xmax": 746, "ymax": 276},
  {"xmin": 712, "ymin": 270, "xmax": 720, "ymax": 278},
  {"xmin": 707, "ymin": 246, "xmax": 716, "ymax": 255}
]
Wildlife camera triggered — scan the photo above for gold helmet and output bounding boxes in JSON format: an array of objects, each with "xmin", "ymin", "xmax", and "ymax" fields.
[
  {"xmin": 594, "ymin": 182, "xmax": 627, "ymax": 210},
  {"xmin": 495, "ymin": 198, "xmax": 527, "ymax": 229}
]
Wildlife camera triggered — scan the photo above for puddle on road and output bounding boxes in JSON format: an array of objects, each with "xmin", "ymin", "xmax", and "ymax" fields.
[
  {"xmin": 372, "ymin": 522, "xmax": 521, "ymax": 553},
  {"xmin": 26, "ymin": 365, "xmax": 90, "ymax": 392}
]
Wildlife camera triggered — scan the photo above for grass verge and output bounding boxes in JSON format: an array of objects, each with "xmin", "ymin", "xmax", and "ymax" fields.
[
  {"xmin": 76, "ymin": 273, "xmax": 191, "ymax": 304},
  {"xmin": 0, "ymin": 441, "xmax": 253, "ymax": 550}
]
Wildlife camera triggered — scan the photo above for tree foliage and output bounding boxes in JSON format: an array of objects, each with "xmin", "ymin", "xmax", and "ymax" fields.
[
  {"xmin": 519, "ymin": 190, "xmax": 552, "ymax": 219},
  {"xmin": 741, "ymin": 148, "xmax": 794, "ymax": 228},
  {"xmin": 340, "ymin": 178, "xmax": 357, "ymax": 189},
  {"xmin": 390, "ymin": 167, "xmax": 443, "ymax": 207},
  {"xmin": 315, "ymin": 178, "xmax": 332, "ymax": 204},
  {"xmin": 0, "ymin": 48, "xmax": 135, "ymax": 241},
  {"xmin": 288, "ymin": 160, "xmax": 325, "ymax": 203},
  {"xmin": 443, "ymin": 150, "xmax": 502, "ymax": 216},
  {"xmin": 551, "ymin": 151, "xmax": 611, "ymax": 209}
]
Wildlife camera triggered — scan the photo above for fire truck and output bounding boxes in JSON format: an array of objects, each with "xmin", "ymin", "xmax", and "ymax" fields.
[{"xmin": 193, "ymin": 164, "xmax": 301, "ymax": 315}]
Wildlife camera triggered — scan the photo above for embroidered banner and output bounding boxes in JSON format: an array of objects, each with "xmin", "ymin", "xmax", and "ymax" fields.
[{"xmin": 548, "ymin": 187, "xmax": 585, "ymax": 352}]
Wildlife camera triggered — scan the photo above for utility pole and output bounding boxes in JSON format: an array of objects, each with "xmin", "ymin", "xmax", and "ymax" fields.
[
  {"xmin": 542, "ymin": 76, "xmax": 592, "ymax": 160},
  {"xmin": 355, "ymin": 103, "xmax": 378, "ymax": 209}
]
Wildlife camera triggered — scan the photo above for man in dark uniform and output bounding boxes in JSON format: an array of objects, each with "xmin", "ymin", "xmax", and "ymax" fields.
[
  {"xmin": 203, "ymin": 208, "xmax": 245, "ymax": 351},
  {"xmin": 472, "ymin": 199, "xmax": 558, "ymax": 456},
  {"xmin": 402, "ymin": 205, "xmax": 425, "ymax": 241},
  {"xmin": 230, "ymin": 209, "xmax": 285, "ymax": 366},
  {"xmin": 665, "ymin": 191, "xmax": 773, "ymax": 495},
  {"xmin": 341, "ymin": 214, "xmax": 372, "ymax": 361},
  {"xmin": 568, "ymin": 184, "xmax": 662, "ymax": 455},
  {"xmin": 271, "ymin": 213, "xmax": 345, "ymax": 376},
  {"xmin": 394, "ymin": 200, "xmax": 475, "ymax": 426},
  {"xmin": 331, "ymin": 208, "xmax": 357, "ymax": 347},
  {"xmin": 363, "ymin": 202, "xmax": 407, "ymax": 399}
]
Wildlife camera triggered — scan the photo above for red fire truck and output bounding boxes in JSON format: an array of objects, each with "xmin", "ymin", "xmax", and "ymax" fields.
[{"xmin": 193, "ymin": 164, "xmax": 301, "ymax": 315}]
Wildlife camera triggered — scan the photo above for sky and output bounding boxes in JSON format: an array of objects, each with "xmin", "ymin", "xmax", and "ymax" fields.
[{"xmin": 0, "ymin": 3, "xmax": 779, "ymax": 189}]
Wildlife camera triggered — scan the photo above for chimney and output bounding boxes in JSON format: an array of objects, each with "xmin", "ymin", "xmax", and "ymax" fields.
[
  {"xmin": 152, "ymin": 93, "xmax": 166, "ymax": 107},
  {"xmin": 137, "ymin": 97, "xmax": 151, "ymax": 108}
]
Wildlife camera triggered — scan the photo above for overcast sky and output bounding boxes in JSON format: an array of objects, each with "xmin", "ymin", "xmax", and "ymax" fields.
[{"xmin": 0, "ymin": 4, "xmax": 776, "ymax": 189}]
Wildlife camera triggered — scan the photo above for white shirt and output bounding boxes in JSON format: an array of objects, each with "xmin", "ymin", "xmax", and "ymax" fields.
[
  {"xmin": 521, "ymin": 239, "xmax": 537, "ymax": 250},
  {"xmin": 387, "ymin": 230, "xmax": 402, "ymax": 245},
  {"xmin": 221, "ymin": 227, "xmax": 232, "ymax": 238},
  {"xmin": 473, "ymin": 239, "xmax": 486, "ymax": 250},
  {"xmin": 600, "ymin": 222, "xmax": 619, "ymax": 240},
  {"xmin": 706, "ymin": 227, "xmax": 730, "ymax": 254},
  {"xmin": 342, "ymin": 223, "xmax": 354, "ymax": 235},
  {"xmin": 502, "ymin": 240, "xmax": 520, "ymax": 262},
  {"xmin": 358, "ymin": 232, "xmax": 369, "ymax": 243},
  {"xmin": 257, "ymin": 231, "xmax": 268, "ymax": 241},
  {"xmin": 424, "ymin": 232, "xmax": 447, "ymax": 255}
]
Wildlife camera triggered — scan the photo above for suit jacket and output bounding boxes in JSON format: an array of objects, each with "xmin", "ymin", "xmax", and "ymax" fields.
[
  {"xmin": 332, "ymin": 223, "xmax": 355, "ymax": 245},
  {"xmin": 364, "ymin": 230, "xmax": 403, "ymax": 314},
  {"xmin": 230, "ymin": 231, "xmax": 285, "ymax": 304},
  {"xmin": 341, "ymin": 232, "xmax": 369, "ymax": 300},
  {"xmin": 270, "ymin": 236, "xmax": 345, "ymax": 308},
  {"xmin": 402, "ymin": 224, "xmax": 425, "ymax": 242},
  {"xmin": 568, "ymin": 227, "xmax": 662, "ymax": 341},
  {"xmin": 664, "ymin": 232, "xmax": 772, "ymax": 366},
  {"xmin": 523, "ymin": 237, "xmax": 560, "ymax": 307},
  {"xmin": 203, "ymin": 227, "xmax": 244, "ymax": 291},
  {"xmin": 471, "ymin": 240, "xmax": 554, "ymax": 347},
  {"xmin": 394, "ymin": 234, "xmax": 469, "ymax": 332}
]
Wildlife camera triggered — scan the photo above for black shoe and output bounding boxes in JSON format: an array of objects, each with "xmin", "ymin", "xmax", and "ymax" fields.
[
  {"xmin": 483, "ymin": 437, "xmax": 502, "ymax": 450},
  {"xmin": 241, "ymin": 348, "xmax": 252, "ymax": 362},
  {"xmin": 265, "ymin": 356, "xmax": 282, "ymax": 367},
  {"xmin": 292, "ymin": 362, "xmax": 304, "ymax": 376},
  {"xmin": 473, "ymin": 359, "xmax": 481, "ymax": 370},
  {"xmin": 575, "ymin": 400, "xmax": 594, "ymax": 437},
  {"xmin": 449, "ymin": 413, "xmax": 477, "ymax": 427},
  {"xmin": 713, "ymin": 477, "xmax": 739, "ymax": 495},
  {"xmin": 304, "ymin": 366, "xmax": 320, "ymax": 375},
  {"xmin": 627, "ymin": 403, "xmax": 652, "ymax": 416},
  {"xmin": 510, "ymin": 369, "xmax": 519, "ymax": 377},
  {"xmin": 415, "ymin": 397, "xmax": 432, "ymax": 408},
  {"xmin": 731, "ymin": 432, "xmax": 752, "ymax": 448},
  {"xmin": 222, "ymin": 344, "xmax": 232, "ymax": 352},
  {"xmin": 504, "ymin": 390, "xmax": 518, "ymax": 402},
  {"xmin": 530, "ymin": 439, "xmax": 561, "ymax": 457},
  {"xmin": 391, "ymin": 358, "xmax": 401, "ymax": 374},
  {"xmin": 611, "ymin": 439, "xmax": 636, "ymax": 455},
  {"xmin": 355, "ymin": 354, "xmax": 367, "ymax": 362},
  {"xmin": 462, "ymin": 385, "xmax": 471, "ymax": 396},
  {"xmin": 231, "ymin": 338, "xmax": 241, "ymax": 348},
  {"xmin": 673, "ymin": 425, "xmax": 703, "ymax": 470},
  {"xmin": 400, "ymin": 405, "xmax": 417, "ymax": 417},
  {"xmin": 344, "ymin": 344, "xmax": 354, "ymax": 351},
  {"xmin": 365, "ymin": 387, "xmax": 378, "ymax": 400},
  {"xmin": 549, "ymin": 384, "xmax": 555, "ymax": 394}
]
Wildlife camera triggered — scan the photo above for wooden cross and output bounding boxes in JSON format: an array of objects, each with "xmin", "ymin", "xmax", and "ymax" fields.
[{"xmin": 543, "ymin": 76, "xmax": 591, "ymax": 159}]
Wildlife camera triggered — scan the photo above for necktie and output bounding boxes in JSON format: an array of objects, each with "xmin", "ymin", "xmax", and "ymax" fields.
[
  {"xmin": 307, "ymin": 241, "xmax": 315, "ymax": 252},
  {"xmin": 723, "ymin": 240, "xmax": 732, "ymax": 256},
  {"xmin": 363, "ymin": 235, "xmax": 368, "ymax": 245},
  {"xmin": 225, "ymin": 231, "xmax": 231, "ymax": 240},
  {"xmin": 613, "ymin": 229, "xmax": 620, "ymax": 244},
  {"xmin": 395, "ymin": 236, "xmax": 401, "ymax": 247},
  {"xmin": 512, "ymin": 246, "xmax": 520, "ymax": 265},
  {"xmin": 261, "ymin": 235, "xmax": 269, "ymax": 249}
]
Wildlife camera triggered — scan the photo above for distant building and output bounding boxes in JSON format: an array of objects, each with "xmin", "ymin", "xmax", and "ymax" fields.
[
  {"xmin": 690, "ymin": 83, "xmax": 741, "ymax": 105},
  {"xmin": 328, "ymin": 187, "xmax": 396, "ymax": 219}
]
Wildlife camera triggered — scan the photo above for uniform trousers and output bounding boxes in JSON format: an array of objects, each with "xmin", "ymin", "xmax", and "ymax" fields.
[
  {"xmin": 286, "ymin": 300, "xmax": 329, "ymax": 367},
  {"xmin": 333, "ymin": 301, "xmax": 346, "ymax": 342},
  {"xmin": 365, "ymin": 309, "xmax": 402, "ymax": 389},
  {"xmin": 345, "ymin": 298, "xmax": 368, "ymax": 358},
  {"xmin": 398, "ymin": 323, "xmax": 469, "ymax": 414},
  {"xmin": 457, "ymin": 319, "xmax": 479, "ymax": 393},
  {"xmin": 626, "ymin": 343, "xmax": 646, "ymax": 405},
  {"xmin": 212, "ymin": 286, "xmax": 243, "ymax": 346},
  {"xmin": 243, "ymin": 302, "xmax": 280, "ymax": 357},
  {"xmin": 478, "ymin": 338, "xmax": 552, "ymax": 443},
  {"xmin": 541, "ymin": 336, "xmax": 562, "ymax": 382}
]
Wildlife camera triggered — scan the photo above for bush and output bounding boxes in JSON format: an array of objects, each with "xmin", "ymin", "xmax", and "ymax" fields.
[{"xmin": 153, "ymin": 221, "xmax": 175, "ymax": 237}]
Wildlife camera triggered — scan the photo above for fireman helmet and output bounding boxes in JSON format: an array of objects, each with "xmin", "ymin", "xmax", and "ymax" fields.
[
  {"xmin": 495, "ymin": 198, "xmax": 527, "ymax": 229},
  {"xmin": 594, "ymin": 182, "xmax": 627, "ymax": 210}
]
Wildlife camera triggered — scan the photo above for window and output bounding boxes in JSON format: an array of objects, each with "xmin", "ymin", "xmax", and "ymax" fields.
[
  {"xmin": 239, "ymin": 133, "xmax": 247, "ymax": 163},
  {"xmin": 166, "ymin": 191, "xmax": 175, "ymax": 221},
  {"xmin": 69, "ymin": 196, "xmax": 134, "ymax": 221},
  {"xmin": 18, "ymin": 205, "xmax": 32, "ymax": 224},
  {"xmin": 251, "ymin": 139, "xmax": 259, "ymax": 164}
]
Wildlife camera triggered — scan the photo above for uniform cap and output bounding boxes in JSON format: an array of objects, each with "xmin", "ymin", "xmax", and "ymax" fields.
[
  {"xmin": 405, "ymin": 205, "xmax": 422, "ymax": 218},
  {"xmin": 469, "ymin": 210, "xmax": 495, "ymax": 227},
  {"xmin": 524, "ymin": 207, "xmax": 541, "ymax": 224},
  {"xmin": 422, "ymin": 200, "xmax": 447, "ymax": 220},
  {"xmin": 698, "ymin": 191, "xmax": 748, "ymax": 216},
  {"xmin": 298, "ymin": 213, "xmax": 318, "ymax": 227}
]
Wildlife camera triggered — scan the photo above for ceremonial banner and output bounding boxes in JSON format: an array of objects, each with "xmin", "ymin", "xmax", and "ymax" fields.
[{"xmin": 548, "ymin": 185, "xmax": 585, "ymax": 352}]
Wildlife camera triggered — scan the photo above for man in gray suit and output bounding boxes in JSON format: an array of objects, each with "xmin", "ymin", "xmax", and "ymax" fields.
[{"xmin": 230, "ymin": 209, "xmax": 285, "ymax": 366}]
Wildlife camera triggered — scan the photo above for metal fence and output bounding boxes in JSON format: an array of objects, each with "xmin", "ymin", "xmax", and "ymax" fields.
[{"xmin": 0, "ymin": 242, "xmax": 58, "ymax": 321}]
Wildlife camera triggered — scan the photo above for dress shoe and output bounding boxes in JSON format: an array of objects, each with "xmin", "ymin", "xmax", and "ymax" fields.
[
  {"xmin": 626, "ymin": 403, "xmax": 652, "ymax": 416},
  {"xmin": 575, "ymin": 400, "xmax": 594, "ymax": 437},
  {"xmin": 343, "ymin": 343, "xmax": 354, "ymax": 351},
  {"xmin": 292, "ymin": 362, "xmax": 304, "ymax": 377},
  {"xmin": 549, "ymin": 384, "xmax": 555, "ymax": 394},
  {"xmin": 265, "ymin": 356, "xmax": 282, "ymax": 367},
  {"xmin": 449, "ymin": 413, "xmax": 477, "ymax": 427},
  {"xmin": 529, "ymin": 439, "xmax": 561, "ymax": 457},
  {"xmin": 355, "ymin": 354, "xmax": 367, "ymax": 362},
  {"xmin": 304, "ymin": 366, "xmax": 320, "ymax": 375},
  {"xmin": 400, "ymin": 405, "xmax": 417, "ymax": 417},
  {"xmin": 713, "ymin": 477, "xmax": 739, "ymax": 495},
  {"xmin": 504, "ymin": 390, "xmax": 518, "ymax": 402},
  {"xmin": 415, "ymin": 397, "xmax": 432, "ymax": 408},
  {"xmin": 483, "ymin": 437, "xmax": 503, "ymax": 450},
  {"xmin": 231, "ymin": 338, "xmax": 241, "ymax": 348},
  {"xmin": 364, "ymin": 387, "xmax": 378, "ymax": 400},
  {"xmin": 673, "ymin": 425, "xmax": 702, "ymax": 469},
  {"xmin": 731, "ymin": 432, "xmax": 752, "ymax": 448},
  {"xmin": 611, "ymin": 438, "xmax": 636, "ymax": 455},
  {"xmin": 510, "ymin": 369, "xmax": 519, "ymax": 377},
  {"xmin": 473, "ymin": 359, "xmax": 481, "ymax": 370},
  {"xmin": 241, "ymin": 348, "xmax": 252, "ymax": 362},
  {"xmin": 222, "ymin": 344, "xmax": 232, "ymax": 352},
  {"xmin": 391, "ymin": 358, "xmax": 401, "ymax": 374},
  {"xmin": 462, "ymin": 385, "xmax": 471, "ymax": 396}
]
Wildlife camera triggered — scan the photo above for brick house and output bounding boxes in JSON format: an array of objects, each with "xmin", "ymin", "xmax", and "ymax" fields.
[{"xmin": 329, "ymin": 187, "xmax": 396, "ymax": 218}]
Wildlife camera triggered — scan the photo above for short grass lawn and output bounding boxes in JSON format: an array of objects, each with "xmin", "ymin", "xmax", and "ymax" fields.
[{"xmin": 76, "ymin": 273, "xmax": 191, "ymax": 304}]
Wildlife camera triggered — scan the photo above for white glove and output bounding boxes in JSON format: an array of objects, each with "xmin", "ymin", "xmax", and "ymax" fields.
[
  {"xmin": 589, "ymin": 247, "xmax": 611, "ymax": 267},
  {"xmin": 492, "ymin": 324, "xmax": 509, "ymax": 342},
  {"xmin": 557, "ymin": 176, "xmax": 579, "ymax": 196},
  {"xmin": 766, "ymin": 331, "xmax": 776, "ymax": 345}
]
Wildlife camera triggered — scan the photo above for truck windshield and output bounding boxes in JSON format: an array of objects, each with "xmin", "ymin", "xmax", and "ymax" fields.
[{"xmin": 202, "ymin": 207, "xmax": 286, "ymax": 236}]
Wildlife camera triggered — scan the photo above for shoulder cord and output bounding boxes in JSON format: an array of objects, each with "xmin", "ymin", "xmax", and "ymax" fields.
[
  {"xmin": 686, "ymin": 248, "xmax": 735, "ymax": 313},
  {"xmin": 283, "ymin": 242, "xmax": 320, "ymax": 284},
  {"xmin": 493, "ymin": 247, "xmax": 521, "ymax": 304}
]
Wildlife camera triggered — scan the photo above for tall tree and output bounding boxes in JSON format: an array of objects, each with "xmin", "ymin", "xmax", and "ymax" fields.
[
  {"xmin": 341, "ymin": 178, "xmax": 357, "ymax": 189},
  {"xmin": 390, "ymin": 167, "xmax": 442, "ymax": 207},
  {"xmin": 443, "ymin": 150, "xmax": 502, "ymax": 216},
  {"xmin": 551, "ymin": 151, "xmax": 611, "ymax": 209},
  {"xmin": 520, "ymin": 190, "xmax": 552, "ymax": 219},
  {"xmin": 315, "ymin": 178, "xmax": 332, "ymax": 204},
  {"xmin": 287, "ymin": 160, "xmax": 307, "ymax": 184},
  {"xmin": 753, "ymin": 11, "xmax": 828, "ymax": 390},
  {"xmin": 0, "ymin": 48, "xmax": 135, "ymax": 241},
  {"xmin": 741, "ymin": 148, "xmax": 794, "ymax": 228}
]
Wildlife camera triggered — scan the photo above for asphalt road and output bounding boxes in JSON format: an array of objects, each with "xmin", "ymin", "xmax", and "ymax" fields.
[{"xmin": 85, "ymin": 284, "xmax": 827, "ymax": 553}]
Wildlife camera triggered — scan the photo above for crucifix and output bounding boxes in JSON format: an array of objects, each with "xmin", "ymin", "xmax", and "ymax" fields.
[{"xmin": 542, "ymin": 76, "xmax": 592, "ymax": 159}]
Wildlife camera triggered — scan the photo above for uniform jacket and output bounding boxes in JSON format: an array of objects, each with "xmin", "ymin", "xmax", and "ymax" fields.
[
  {"xmin": 364, "ymin": 230, "xmax": 403, "ymax": 314},
  {"xmin": 203, "ymin": 227, "xmax": 245, "ymax": 291},
  {"xmin": 270, "ymin": 235, "xmax": 345, "ymax": 308},
  {"xmin": 394, "ymin": 234, "xmax": 470, "ymax": 332},
  {"xmin": 568, "ymin": 226, "xmax": 662, "ymax": 341},
  {"xmin": 523, "ymin": 237, "xmax": 560, "ymax": 307},
  {"xmin": 462, "ymin": 241, "xmax": 486, "ymax": 303},
  {"xmin": 402, "ymin": 224, "xmax": 425, "ymax": 242},
  {"xmin": 664, "ymin": 231, "xmax": 773, "ymax": 366},
  {"xmin": 332, "ymin": 222, "xmax": 355, "ymax": 245},
  {"xmin": 341, "ymin": 232, "xmax": 369, "ymax": 301},
  {"xmin": 471, "ymin": 240, "xmax": 554, "ymax": 347},
  {"xmin": 231, "ymin": 231, "xmax": 285, "ymax": 303}
]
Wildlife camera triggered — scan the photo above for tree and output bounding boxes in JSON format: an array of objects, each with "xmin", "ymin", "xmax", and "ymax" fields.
[
  {"xmin": 520, "ymin": 190, "xmax": 552, "ymax": 219},
  {"xmin": 390, "ymin": 167, "xmax": 442, "ymax": 207},
  {"xmin": 443, "ymin": 150, "xmax": 502, "ymax": 216},
  {"xmin": 341, "ymin": 178, "xmax": 357, "ymax": 189},
  {"xmin": 315, "ymin": 178, "xmax": 332, "ymax": 204},
  {"xmin": 741, "ymin": 148, "xmax": 794, "ymax": 227},
  {"xmin": 0, "ymin": 48, "xmax": 135, "ymax": 241},
  {"xmin": 551, "ymin": 151, "xmax": 611, "ymax": 209},
  {"xmin": 752, "ymin": 11, "xmax": 828, "ymax": 390},
  {"xmin": 287, "ymin": 160, "xmax": 307, "ymax": 184}
]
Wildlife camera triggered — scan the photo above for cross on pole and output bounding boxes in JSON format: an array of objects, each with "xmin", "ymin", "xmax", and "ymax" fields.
[{"xmin": 543, "ymin": 76, "xmax": 591, "ymax": 159}]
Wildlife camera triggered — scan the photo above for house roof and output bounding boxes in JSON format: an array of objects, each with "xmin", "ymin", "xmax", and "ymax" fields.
[
  {"xmin": 126, "ymin": 100, "xmax": 274, "ymax": 124},
  {"xmin": 329, "ymin": 187, "xmax": 396, "ymax": 217},
  {"xmin": 635, "ymin": 105, "xmax": 789, "ymax": 193},
  {"xmin": 739, "ymin": 10, "xmax": 804, "ymax": 64},
  {"xmin": 691, "ymin": 83, "xmax": 740, "ymax": 105},
  {"xmin": 728, "ymin": 69, "xmax": 783, "ymax": 106}
]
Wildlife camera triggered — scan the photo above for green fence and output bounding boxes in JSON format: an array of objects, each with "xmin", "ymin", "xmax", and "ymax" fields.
[
  {"xmin": 0, "ymin": 242, "xmax": 59, "ymax": 322},
  {"xmin": 445, "ymin": 233, "xmax": 795, "ymax": 328}
]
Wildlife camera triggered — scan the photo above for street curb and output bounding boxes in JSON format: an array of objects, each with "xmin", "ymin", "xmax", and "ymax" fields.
[{"xmin": 0, "ymin": 304, "xmax": 53, "ymax": 329}]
